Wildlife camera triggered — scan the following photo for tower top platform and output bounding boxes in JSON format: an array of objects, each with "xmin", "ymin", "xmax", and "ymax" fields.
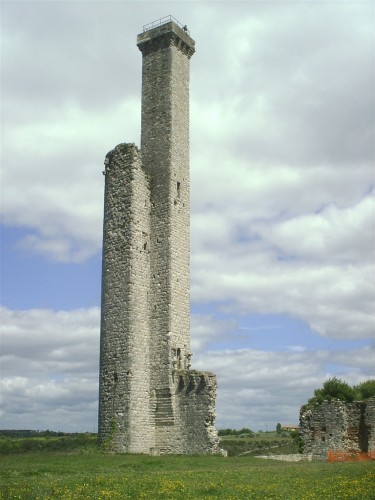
[
  {"xmin": 142, "ymin": 15, "xmax": 190, "ymax": 35},
  {"xmin": 137, "ymin": 16, "xmax": 195, "ymax": 55}
]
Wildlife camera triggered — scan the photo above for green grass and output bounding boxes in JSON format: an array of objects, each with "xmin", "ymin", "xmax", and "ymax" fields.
[
  {"xmin": 219, "ymin": 432, "xmax": 300, "ymax": 456},
  {"xmin": 1, "ymin": 451, "xmax": 374, "ymax": 499},
  {"xmin": 0, "ymin": 432, "xmax": 299, "ymax": 458},
  {"xmin": 0, "ymin": 434, "xmax": 97, "ymax": 455}
]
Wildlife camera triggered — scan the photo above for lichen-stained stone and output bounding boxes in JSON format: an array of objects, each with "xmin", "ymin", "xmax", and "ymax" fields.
[{"xmin": 98, "ymin": 19, "xmax": 219, "ymax": 455}]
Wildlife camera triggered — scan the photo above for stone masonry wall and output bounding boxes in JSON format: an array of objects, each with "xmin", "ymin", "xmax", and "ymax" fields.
[
  {"xmin": 138, "ymin": 22, "xmax": 193, "ymax": 394},
  {"xmin": 176, "ymin": 371, "xmax": 220, "ymax": 454},
  {"xmin": 300, "ymin": 398, "xmax": 375, "ymax": 460},
  {"xmin": 98, "ymin": 20, "xmax": 219, "ymax": 454},
  {"xmin": 365, "ymin": 397, "xmax": 375, "ymax": 451},
  {"xmin": 99, "ymin": 143, "xmax": 152, "ymax": 453}
]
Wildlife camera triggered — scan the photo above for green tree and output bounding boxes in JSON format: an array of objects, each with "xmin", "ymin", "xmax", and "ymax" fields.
[
  {"xmin": 309, "ymin": 377, "xmax": 355, "ymax": 404},
  {"xmin": 218, "ymin": 429, "xmax": 234, "ymax": 436},
  {"xmin": 238, "ymin": 428, "xmax": 253, "ymax": 436},
  {"xmin": 354, "ymin": 379, "xmax": 375, "ymax": 400},
  {"xmin": 276, "ymin": 423, "xmax": 282, "ymax": 434}
]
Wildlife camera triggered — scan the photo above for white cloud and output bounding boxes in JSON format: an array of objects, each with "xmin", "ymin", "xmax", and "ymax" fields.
[
  {"xmin": 2, "ymin": 2, "xmax": 372, "ymax": 257},
  {"xmin": 1, "ymin": 1, "xmax": 374, "ymax": 432},
  {"xmin": 1, "ymin": 306, "xmax": 373, "ymax": 431},
  {"xmin": 1, "ymin": 98, "xmax": 141, "ymax": 262},
  {"xmin": 0, "ymin": 376, "xmax": 98, "ymax": 432},
  {"xmin": 0, "ymin": 306, "xmax": 100, "ymax": 374},
  {"xmin": 193, "ymin": 345, "xmax": 375, "ymax": 430},
  {"xmin": 262, "ymin": 194, "xmax": 375, "ymax": 263},
  {"xmin": 191, "ymin": 314, "xmax": 236, "ymax": 351},
  {"xmin": 0, "ymin": 306, "xmax": 100, "ymax": 430},
  {"xmin": 192, "ymin": 248, "xmax": 375, "ymax": 339}
]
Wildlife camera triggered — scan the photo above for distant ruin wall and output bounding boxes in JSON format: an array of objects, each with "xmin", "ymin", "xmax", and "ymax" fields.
[{"xmin": 300, "ymin": 398, "xmax": 375, "ymax": 460}]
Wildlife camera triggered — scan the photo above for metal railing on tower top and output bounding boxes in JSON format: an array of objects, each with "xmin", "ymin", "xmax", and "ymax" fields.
[{"xmin": 143, "ymin": 15, "xmax": 190, "ymax": 35}]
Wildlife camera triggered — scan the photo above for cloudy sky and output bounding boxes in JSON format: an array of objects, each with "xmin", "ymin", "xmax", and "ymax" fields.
[{"xmin": 1, "ymin": 0, "xmax": 374, "ymax": 433}]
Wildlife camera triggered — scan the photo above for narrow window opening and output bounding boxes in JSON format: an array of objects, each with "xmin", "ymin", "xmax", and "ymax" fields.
[
  {"xmin": 142, "ymin": 231, "xmax": 148, "ymax": 251},
  {"xmin": 177, "ymin": 181, "xmax": 181, "ymax": 198}
]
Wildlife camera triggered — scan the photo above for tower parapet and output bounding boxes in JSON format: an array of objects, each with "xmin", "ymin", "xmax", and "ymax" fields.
[
  {"xmin": 98, "ymin": 18, "xmax": 219, "ymax": 455},
  {"xmin": 137, "ymin": 19, "xmax": 195, "ymax": 58}
]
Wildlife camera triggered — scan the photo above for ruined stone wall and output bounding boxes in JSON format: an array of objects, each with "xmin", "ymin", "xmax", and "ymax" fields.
[
  {"xmin": 148, "ymin": 371, "xmax": 219, "ymax": 455},
  {"xmin": 98, "ymin": 143, "xmax": 152, "ymax": 453},
  {"xmin": 175, "ymin": 371, "xmax": 220, "ymax": 454},
  {"xmin": 365, "ymin": 397, "xmax": 375, "ymax": 451},
  {"xmin": 300, "ymin": 398, "xmax": 375, "ymax": 460}
]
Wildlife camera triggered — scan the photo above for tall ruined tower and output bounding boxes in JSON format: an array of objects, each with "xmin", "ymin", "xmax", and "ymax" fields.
[{"xmin": 98, "ymin": 17, "xmax": 219, "ymax": 454}]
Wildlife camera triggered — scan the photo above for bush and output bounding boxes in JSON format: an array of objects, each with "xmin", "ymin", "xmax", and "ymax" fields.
[
  {"xmin": 218, "ymin": 428, "xmax": 253, "ymax": 437},
  {"xmin": 0, "ymin": 433, "xmax": 98, "ymax": 455},
  {"xmin": 305, "ymin": 377, "xmax": 375, "ymax": 407},
  {"xmin": 309, "ymin": 377, "xmax": 356, "ymax": 404},
  {"xmin": 354, "ymin": 380, "xmax": 375, "ymax": 400}
]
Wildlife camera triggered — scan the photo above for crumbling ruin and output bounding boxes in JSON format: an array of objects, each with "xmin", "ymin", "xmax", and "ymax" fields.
[
  {"xmin": 300, "ymin": 398, "xmax": 375, "ymax": 460},
  {"xmin": 98, "ymin": 17, "xmax": 219, "ymax": 454}
]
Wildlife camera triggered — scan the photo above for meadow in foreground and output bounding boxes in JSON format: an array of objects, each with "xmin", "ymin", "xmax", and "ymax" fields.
[{"xmin": 1, "ymin": 452, "xmax": 374, "ymax": 499}]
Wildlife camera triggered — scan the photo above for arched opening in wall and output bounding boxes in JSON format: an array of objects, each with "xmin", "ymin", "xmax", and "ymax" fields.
[
  {"xmin": 187, "ymin": 376, "xmax": 195, "ymax": 393},
  {"xmin": 197, "ymin": 375, "xmax": 206, "ymax": 394},
  {"xmin": 177, "ymin": 376, "xmax": 185, "ymax": 392}
]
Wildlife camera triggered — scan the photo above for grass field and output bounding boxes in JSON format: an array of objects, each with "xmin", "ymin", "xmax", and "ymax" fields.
[
  {"xmin": 0, "ymin": 431, "xmax": 300, "ymax": 457},
  {"xmin": 1, "ymin": 451, "xmax": 374, "ymax": 499},
  {"xmin": 219, "ymin": 432, "xmax": 300, "ymax": 456}
]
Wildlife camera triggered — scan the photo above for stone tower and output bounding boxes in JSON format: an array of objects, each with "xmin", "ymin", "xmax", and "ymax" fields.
[{"xmin": 98, "ymin": 17, "xmax": 219, "ymax": 454}]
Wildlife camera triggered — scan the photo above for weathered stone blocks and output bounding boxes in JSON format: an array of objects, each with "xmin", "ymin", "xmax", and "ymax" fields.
[
  {"xmin": 300, "ymin": 398, "xmax": 375, "ymax": 460},
  {"xmin": 98, "ymin": 19, "xmax": 219, "ymax": 454}
]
